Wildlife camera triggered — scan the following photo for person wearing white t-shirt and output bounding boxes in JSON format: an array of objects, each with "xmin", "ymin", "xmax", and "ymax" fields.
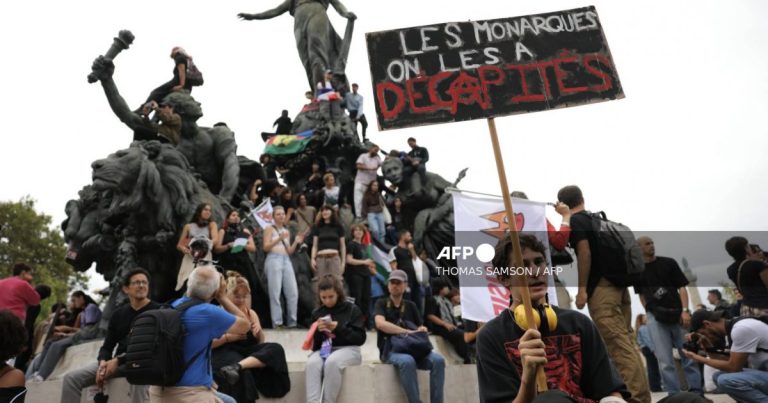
[
  {"xmin": 685, "ymin": 309, "xmax": 768, "ymax": 402},
  {"xmin": 354, "ymin": 143, "xmax": 381, "ymax": 219}
]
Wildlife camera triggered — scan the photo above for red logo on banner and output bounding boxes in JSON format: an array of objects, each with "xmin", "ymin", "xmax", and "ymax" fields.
[{"xmin": 481, "ymin": 210, "xmax": 525, "ymax": 239}]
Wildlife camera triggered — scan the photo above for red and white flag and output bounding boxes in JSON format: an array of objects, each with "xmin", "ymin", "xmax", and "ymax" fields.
[{"xmin": 451, "ymin": 191, "xmax": 557, "ymax": 322}]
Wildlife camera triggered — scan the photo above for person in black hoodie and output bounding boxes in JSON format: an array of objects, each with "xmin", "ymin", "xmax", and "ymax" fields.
[{"xmin": 305, "ymin": 275, "xmax": 366, "ymax": 403}]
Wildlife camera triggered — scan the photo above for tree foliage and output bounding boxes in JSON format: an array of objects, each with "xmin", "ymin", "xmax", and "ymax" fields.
[{"xmin": 0, "ymin": 197, "xmax": 87, "ymax": 314}]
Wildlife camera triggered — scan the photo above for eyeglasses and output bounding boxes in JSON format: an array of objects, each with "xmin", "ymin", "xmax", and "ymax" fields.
[{"xmin": 130, "ymin": 280, "xmax": 149, "ymax": 286}]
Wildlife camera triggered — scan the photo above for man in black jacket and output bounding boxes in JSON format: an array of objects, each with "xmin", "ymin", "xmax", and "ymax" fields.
[
  {"xmin": 60, "ymin": 268, "xmax": 160, "ymax": 403},
  {"xmin": 405, "ymin": 137, "xmax": 429, "ymax": 186}
]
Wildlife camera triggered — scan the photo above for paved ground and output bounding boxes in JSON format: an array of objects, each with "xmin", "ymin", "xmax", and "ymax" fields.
[{"xmin": 651, "ymin": 392, "xmax": 735, "ymax": 402}]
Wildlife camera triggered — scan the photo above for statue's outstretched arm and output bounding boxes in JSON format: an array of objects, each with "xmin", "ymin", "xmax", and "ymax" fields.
[
  {"xmin": 238, "ymin": 0, "xmax": 291, "ymax": 20},
  {"xmin": 330, "ymin": 0, "xmax": 356, "ymax": 19},
  {"xmin": 91, "ymin": 56, "xmax": 144, "ymax": 130}
]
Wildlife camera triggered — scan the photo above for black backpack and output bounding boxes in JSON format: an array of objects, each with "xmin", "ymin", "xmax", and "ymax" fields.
[
  {"xmin": 584, "ymin": 211, "xmax": 645, "ymax": 287},
  {"xmin": 122, "ymin": 298, "xmax": 206, "ymax": 386},
  {"xmin": 185, "ymin": 58, "xmax": 204, "ymax": 87}
]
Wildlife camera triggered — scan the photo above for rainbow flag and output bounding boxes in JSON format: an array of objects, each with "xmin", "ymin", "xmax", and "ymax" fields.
[{"xmin": 264, "ymin": 130, "xmax": 314, "ymax": 155}]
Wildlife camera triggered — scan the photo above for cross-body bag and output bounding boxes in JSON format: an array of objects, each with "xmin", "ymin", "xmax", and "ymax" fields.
[
  {"xmin": 736, "ymin": 259, "xmax": 749, "ymax": 293},
  {"xmin": 383, "ymin": 299, "xmax": 433, "ymax": 360}
]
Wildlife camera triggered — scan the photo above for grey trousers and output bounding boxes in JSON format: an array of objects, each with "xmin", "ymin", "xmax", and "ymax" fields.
[
  {"xmin": 305, "ymin": 346, "xmax": 362, "ymax": 403},
  {"xmin": 61, "ymin": 361, "xmax": 149, "ymax": 403}
]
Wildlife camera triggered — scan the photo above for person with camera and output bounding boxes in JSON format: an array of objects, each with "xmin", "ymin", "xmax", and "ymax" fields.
[
  {"xmin": 634, "ymin": 236, "xmax": 702, "ymax": 395},
  {"xmin": 476, "ymin": 234, "xmax": 629, "ymax": 403},
  {"xmin": 176, "ymin": 203, "xmax": 218, "ymax": 293},
  {"xmin": 374, "ymin": 269, "xmax": 445, "ymax": 403},
  {"xmin": 60, "ymin": 268, "xmax": 159, "ymax": 403},
  {"xmin": 150, "ymin": 266, "xmax": 250, "ymax": 402},
  {"xmin": 134, "ymin": 100, "xmax": 182, "ymax": 145},
  {"xmin": 685, "ymin": 309, "xmax": 768, "ymax": 402}
]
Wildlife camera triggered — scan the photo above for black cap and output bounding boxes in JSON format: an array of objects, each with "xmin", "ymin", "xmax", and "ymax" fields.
[{"xmin": 690, "ymin": 309, "xmax": 724, "ymax": 332}]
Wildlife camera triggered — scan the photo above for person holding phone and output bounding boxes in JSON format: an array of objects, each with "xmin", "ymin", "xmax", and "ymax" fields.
[{"xmin": 305, "ymin": 275, "xmax": 366, "ymax": 403}]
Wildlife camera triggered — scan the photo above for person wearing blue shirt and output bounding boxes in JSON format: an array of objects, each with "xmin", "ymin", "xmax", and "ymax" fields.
[{"xmin": 149, "ymin": 266, "xmax": 250, "ymax": 402}]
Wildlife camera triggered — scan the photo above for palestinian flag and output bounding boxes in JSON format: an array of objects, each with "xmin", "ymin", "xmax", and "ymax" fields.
[
  {"xmin": 363, "ymin": 235, "xmax": 392, "ymax": 280},
  {"xmin": 264, "ymin": 130, "xmax": 313, "ymax": 155}
]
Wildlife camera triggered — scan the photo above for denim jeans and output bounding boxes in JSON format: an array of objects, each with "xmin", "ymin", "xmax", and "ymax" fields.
[
  {"xmin": 714, "ymin": 368, "xmax": 768, "ymax": 402},
  {"xmin": 646, "ymin": 312, "xmax": 702, "ymax": 393},
  {"xmin": 265, "ymin": 253, "xmax": 298, "ymax": 327},
  {"xmin": 367, "ymin": 212, "xmax": 386, "ymax": 243},
  {"xmin": 386, "ymin": 351, "xmax": 445, "ymax": 403},
  {"xmin": 215, "ymin": 391, "xmax": 237, "ymax": 403}
]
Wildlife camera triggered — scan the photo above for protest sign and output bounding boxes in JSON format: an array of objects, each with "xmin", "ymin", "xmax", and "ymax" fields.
[{"xmin": 366, "ymin": 6, "xmax": 623, "ymax": 130}]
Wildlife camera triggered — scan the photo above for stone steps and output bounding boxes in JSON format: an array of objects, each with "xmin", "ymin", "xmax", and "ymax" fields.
[{"xmin": 26, "ymin": 329, "xmax": 479, "ymax": 402}]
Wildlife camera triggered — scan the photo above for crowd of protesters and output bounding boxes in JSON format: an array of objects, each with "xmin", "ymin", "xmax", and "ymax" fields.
[{"xmin": 4, "ymin": 156, "xmax": 768, "ymax": 403}]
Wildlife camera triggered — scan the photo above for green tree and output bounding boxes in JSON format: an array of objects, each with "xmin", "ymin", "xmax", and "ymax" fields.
[{"xmin": 0, "ymin": 197, "xmax": 88, "ymax": 316}]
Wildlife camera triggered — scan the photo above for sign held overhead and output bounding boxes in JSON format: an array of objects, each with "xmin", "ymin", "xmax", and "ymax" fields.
[{"xmin": 366, "ymin": 6, "xmax": 624, "ymax": 130}]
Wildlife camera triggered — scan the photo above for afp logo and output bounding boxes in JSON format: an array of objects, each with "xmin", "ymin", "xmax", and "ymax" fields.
[{"xmin": 437, "ymin": 243, "xmax": 495, "ymax": 263}]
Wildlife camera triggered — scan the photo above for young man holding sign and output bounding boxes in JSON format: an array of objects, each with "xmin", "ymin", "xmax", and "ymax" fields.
[{"xmin": 476, "ymin": 234, "xmax": 628, "ymax": 403}]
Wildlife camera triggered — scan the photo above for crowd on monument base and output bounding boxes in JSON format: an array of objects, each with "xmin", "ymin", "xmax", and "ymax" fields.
[{"xmin": 3, "ymin": 185, "xmax": 768, "ymax": 403}]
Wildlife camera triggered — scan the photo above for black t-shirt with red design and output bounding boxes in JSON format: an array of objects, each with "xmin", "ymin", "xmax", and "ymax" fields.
[{"xmin": 476, "ymin": 306, "xmax": 628, "ymax": 403}]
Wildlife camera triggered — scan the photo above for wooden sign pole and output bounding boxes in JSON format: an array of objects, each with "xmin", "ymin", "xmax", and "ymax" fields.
[{"xmin": 487, "ymin": 117, "xmax": 548, "ymax": 392}]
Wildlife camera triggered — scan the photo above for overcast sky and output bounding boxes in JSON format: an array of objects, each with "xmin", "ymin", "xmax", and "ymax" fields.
[{"xmin": 1, "ymin": 0, "xmax": 767, "ymax": 303}]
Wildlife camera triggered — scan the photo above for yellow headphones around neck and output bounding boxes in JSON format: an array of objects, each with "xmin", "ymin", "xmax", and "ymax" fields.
[{"xmin": 513, "ymin": 303, "xmax": 558, "ymax": 333}]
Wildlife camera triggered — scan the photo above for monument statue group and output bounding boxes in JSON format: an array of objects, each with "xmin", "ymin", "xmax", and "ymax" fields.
[{"xmin": 62, "ymin": 2, "xmax": 465, "ymax": 329}]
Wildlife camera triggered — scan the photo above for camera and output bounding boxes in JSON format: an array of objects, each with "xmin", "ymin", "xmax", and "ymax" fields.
[{"xmin": 94, "ymin": 392, "xmax": 109, "ymax": 403}]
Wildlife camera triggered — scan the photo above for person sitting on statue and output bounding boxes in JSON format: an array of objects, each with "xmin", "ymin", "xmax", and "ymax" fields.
[
  {"xmin": 345, "ymin": 83, "xmax": 368, "ymax": 142},
  {"xmin": 316, "ymin": 69, "xmax": 343, "ymax": 123},
  {"xmin": 354, "ymin": 143, "xmax": 382, "ymax": 219},
  {"xmin": 361, "ymin": 180, "xmax": 386, "ymax": 244},
  {"xmin": 403, "ymin": 137, "xmax": 429, "ymax": 187},
  {"xmin": 303, "ymin": 158, "xmax": 326, "ymax": 206},
  {"xmin": 29, "ymin": 291, "xmax": 102, "ymax": 381},
  {"xmin": 134, "ymin": 100, "xmax": 182, "ymax": 145},
  {"xmin": 143, "ymin": 47, "xmax": 195, "ymax": 107},
  {"xmin": 175, "ymin": 203, "xmax": 218, "ymax": 293},
  {"xmin": 273, "ymin": 110, "xmax": 292, "ymax": 134},
  {"xmin": 213, "ymin": 272, "xmax": 290, "ymax": 401}
]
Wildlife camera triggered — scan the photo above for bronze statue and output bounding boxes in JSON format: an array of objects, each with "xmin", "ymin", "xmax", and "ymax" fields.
[
  {"xmin": 89, "ymin": 54, "xmax": 240, "ymax": 203},
  {"xmin": 238, "ymin": 0, "xmax": 356, "ymax": 91}
]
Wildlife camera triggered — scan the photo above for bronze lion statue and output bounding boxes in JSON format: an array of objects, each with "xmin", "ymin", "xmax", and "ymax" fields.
[{"xmin": 63, "ymin": 140, "xmax": 225, "ymax": 326}]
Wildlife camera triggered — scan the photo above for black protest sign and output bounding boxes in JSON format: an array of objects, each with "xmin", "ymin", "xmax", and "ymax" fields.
[{"xmin": 365, "ymin": 6, "xmax": 624, "ymax": 130}]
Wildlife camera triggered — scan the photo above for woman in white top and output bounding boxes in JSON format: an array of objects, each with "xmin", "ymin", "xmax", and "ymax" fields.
[
  {"xmin": 175, "ymin": 203, "xmax": 218, "ymax": 291},
  {"xmin": 321, "ymin": 173, "xmax": 341, "ymax": 211},
  {"xmin": 263, "ymin": 206, "xmax": 305, "ymax": 328}
]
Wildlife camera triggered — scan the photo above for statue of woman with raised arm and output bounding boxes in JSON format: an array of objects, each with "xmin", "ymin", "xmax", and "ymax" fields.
[{"xmin": 238, "ymin": 0, "xmax": 356, "ymax": 92}]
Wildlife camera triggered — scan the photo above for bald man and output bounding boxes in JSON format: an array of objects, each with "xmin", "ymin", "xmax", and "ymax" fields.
[{"xmin": 634, "ymin": 236, "xmax": 702, "ymax": 395}]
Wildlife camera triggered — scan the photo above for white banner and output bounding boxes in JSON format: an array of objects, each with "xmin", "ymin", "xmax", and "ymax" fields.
[
  {"xmin": 250, "ymin": 199, "xmax": 274, "ymax": 229},
  {"xmin": 451, "ymin": 191, "xmax": 556, "ymax": 322}
]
